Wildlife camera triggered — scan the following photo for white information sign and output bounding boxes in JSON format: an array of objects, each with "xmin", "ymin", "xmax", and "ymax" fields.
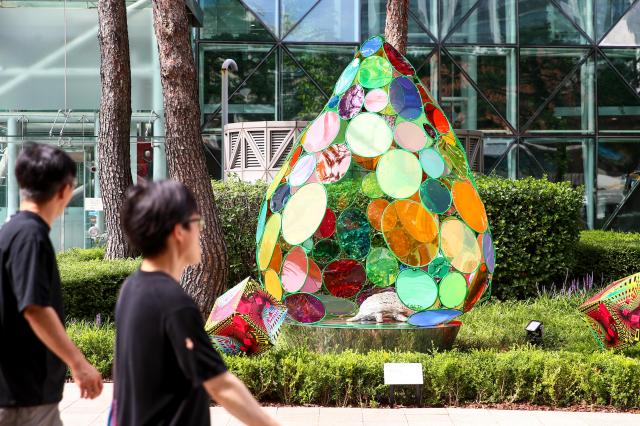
[
  {"xmin": 85, "ymin": 197, "xmax": 103, "ymax": 211},
  {"xmin": 383, "ymin": 363, "xmax": 424, "ymax": 385}
]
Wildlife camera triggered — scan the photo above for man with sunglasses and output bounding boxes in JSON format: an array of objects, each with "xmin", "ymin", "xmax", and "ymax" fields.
[
  {"xmin": 115, "ymin": 180, "xmax": 279, "ymax": 426},
  {"xmin": 0, "ymin": 143, "xmax": 103, "ymax": 426}
]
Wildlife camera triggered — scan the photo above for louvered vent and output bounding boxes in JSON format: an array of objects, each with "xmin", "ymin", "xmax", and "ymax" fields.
[
  {"xmin": 229, "ymin": 131, "xmax": 241, "ymax": 169},
  {"xmin": 271, "ymin": 130, "xmax": 292, "ymax": 168}
]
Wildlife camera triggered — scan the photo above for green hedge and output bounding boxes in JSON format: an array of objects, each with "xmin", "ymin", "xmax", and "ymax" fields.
[
  {"xmin": 58, "ymin": 251, "xmax": 140, "ymax": 320},
  {"xmin": 572, "ymin": 230, "xmax": 640, "ymax": 286},
  {"xmin": 67, "ymin": 321, "xmax": 640, "ymax": 409},
  {"xmin": 211, "ymin": 176, "xmax": 583, "ymax": 299}
]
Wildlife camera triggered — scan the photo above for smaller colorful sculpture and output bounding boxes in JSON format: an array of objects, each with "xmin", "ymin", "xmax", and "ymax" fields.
[
  {"xmin": 579, "ymin": 272, "xmax": 640, "ymax": 350},
  {"xmin": 205, "ymin": 278, "xmax": 287, "ymax": 355}
]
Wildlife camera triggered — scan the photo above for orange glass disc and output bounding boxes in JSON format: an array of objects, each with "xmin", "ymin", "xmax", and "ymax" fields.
[
  {"xmin": 452, "ymin": 180, "xmax": 488, "ymax": 233},
  {"xmin": 367, "ymin": 199, "xmax": 390, "ymax": 231},
  {"xmin": 353, "ymin": 153, "xmax": 380, "ymax": 170},
  {"xmin": 269, "ymin": 243, "xmax": 283, "ymax": 272},
  {"xmin": 381, "ymin": 199, "xmax": 439, "ymax": 267}
]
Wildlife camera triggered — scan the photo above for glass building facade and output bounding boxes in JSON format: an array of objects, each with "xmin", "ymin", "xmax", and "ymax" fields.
[
  {"xmin": 197, "ymin": 0, "xmax": 640, "ymax": 230},
  {"xmin": 1, "ymin": 0, "xmax": 640, "ymax": 251}
]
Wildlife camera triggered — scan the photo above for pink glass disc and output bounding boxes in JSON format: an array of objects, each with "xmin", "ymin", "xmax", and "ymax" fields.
[
  {"xmin": 300, "ymin": 259, "xmax": 322, "ymax": 293},
  {"xmin": 315, "ymin": 144, "xmax": 351, "ymax": 183},
  {"xmin": 302, "ymin": 112, "xmax": 340, "ymax": 153},
  {"xmin": 281, "ymin": 246, "xmax": 308, "ymax": 293},
  {"xmin": 394, "ymin": 121, "xmax": 427, "ymax": 152},
  {"xmin": 364, "ymin": 89, "xmax": 388, "ymax": 112},
  {"xmin": 339, "ymin": 84, "xmax": 364, "ymax": 120}
]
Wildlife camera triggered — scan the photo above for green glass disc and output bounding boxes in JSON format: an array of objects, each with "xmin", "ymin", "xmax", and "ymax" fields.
[
  {"xmin": 396, "ymin": 268, "xmax": 438, "ymax": 311},
  {"xmin": 346, "ymin": 113, "xmax": 392, "ymax": 158},
  {"xmin": 359, "ymin": 56, "xmax": 393, "ymax": 89},
  {"xmin": 361, "ymin": 172, "xmax": 384, "ymax": 198},
  {"xmin": 376, "ymin": 149, "xmax": 423, "ymax": 199},
  {"xmin": 439, "ymin": 272, "xmax": 468, "ymax": 308},
  {"xmin": 365, "ymin": 247, "xmax": 399, "ymax": 287}
]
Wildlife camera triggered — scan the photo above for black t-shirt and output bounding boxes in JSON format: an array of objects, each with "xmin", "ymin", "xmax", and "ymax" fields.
[
  {"xmin": 114, "ymin": 270, "xmax": 227, "ymax": 426},
  {"xmin": 0, "ymin": 211, "xmax": 66, "ymax": 407}
]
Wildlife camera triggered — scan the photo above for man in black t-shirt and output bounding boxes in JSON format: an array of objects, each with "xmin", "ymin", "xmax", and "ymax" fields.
[
  {"xmin": 115, "ymin": 180, "xmax": 280, "ymax": 426},
  {"xmin": 0, "ymin": 144, "xmax": 103, "ymax": 426}
]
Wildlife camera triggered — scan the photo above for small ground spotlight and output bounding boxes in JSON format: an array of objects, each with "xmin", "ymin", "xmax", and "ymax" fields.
[{"xmin": 525, "ymin": 320, "xmax": 543, "ymax": 345}]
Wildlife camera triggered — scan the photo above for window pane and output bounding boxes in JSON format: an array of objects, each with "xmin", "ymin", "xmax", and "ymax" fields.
[
  {"xmin": 228, "ymin": 52, "xmax": 277, "ymax": 123},
  {"xmin": 597, "ymin": 52, "xmax": 640, "ymax": 131},
  {"xmin": 285, "ymin": 0, "xmax": 358, "ymax": 42},
  {"xmin": 596, "ymin": 0, "xmax": 635, "ymax": 42},
  {"xmin": 361, "ymin": 0, "xmax": 435, "ymax": 43},
  {"xmin": 519, "ymin": 0, "xmax": 590, "ymax": 45},
  {"xmin": 447, "ymin": 0, "xmax": 517, "ymax": 44},
  {"xmin": 484, "ymin": 138, "xmax": 516, "ymax": 177},
  {"xmin": 281, "ymin": 0, "xmax": 318, "ymax": 37},
  {"xmin": 518, "ymin": 138, "xmax": 586, "ymax": 187},
  {"xmin": 241, "ymin": 0, "xmax": 278, "ymax": 35},
  {"xmin": 600, "ymin": 0, "xmax": 640, "ymax": 46},
  {"xmin": 441, "ymin": 0, "xmax": 479, "ymax": 41},
  {"xmin": 201, "ymin": 0, "xmax": 275, "ymax": 41},
  {"xmin": 555, "ymin": 0, "xmax": 595, "ymax": 40},
  {"xmin": 596, "ymin": 138, "xmax": 640, "ymax": 228},
  {"xmin": 281, "ymin": 51, "xmax": 326, "ymax": 121}
]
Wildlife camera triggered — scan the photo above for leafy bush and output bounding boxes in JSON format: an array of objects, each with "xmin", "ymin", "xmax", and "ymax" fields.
[
  {"xmin": 477, "ymin": 176, "xmax": 584, "ymax": 299},
  {"xmin": 57, "ymin": 247, "xmax": 105, "ymax": 263},
  {"xmin": 572, "ymin": 230, "xmax": 640, "ymax": 286},
  {"xmin": 212, "ymin": 178, "xmax": 267, "ymax": 286},
  {"xmin": 58, "ymin": 255, "xmax": 140, "ymax": 320},
  {"xmin": 67, "ymin": 321, "xmax": 115, "ymax": 378}
]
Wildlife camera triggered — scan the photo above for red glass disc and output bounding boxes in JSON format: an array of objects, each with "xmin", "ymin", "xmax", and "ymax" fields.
[
  {"xmin": 314, "ymin": 208, "xmax": 337, "ymax": 238},
  {"xmin": 383, "ymin": 43, "xmax": 415, "ymax": 76},
  {"xmin": 324, "ymin": 259, "xmax": 366, "ymax": 298}
]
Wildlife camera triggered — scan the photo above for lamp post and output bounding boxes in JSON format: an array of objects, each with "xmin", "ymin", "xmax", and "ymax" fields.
[{"xmin": 221, "ymin": 59, "xmax": 238, "ymax": 181}]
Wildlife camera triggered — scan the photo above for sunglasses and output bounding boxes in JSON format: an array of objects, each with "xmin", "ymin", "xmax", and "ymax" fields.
[{"xmin": 185, "ymin": 217, "xmax": 206, "ymax": 231}]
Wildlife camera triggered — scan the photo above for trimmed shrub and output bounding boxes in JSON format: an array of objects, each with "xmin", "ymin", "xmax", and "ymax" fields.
[
  {"xmin": 59, "ymin": 255, "xmax": 140, "ymax": 320},
  {"xmin": 476, "ymin": 176, "xmax": 584, "ymax": 299},
  {"xmin": 67, "ymin": 321, "xmax": 115, "ymax": 378},
  {"xmin": 572, "ymin": 230, "xmax": 640, "ymax": 286}
]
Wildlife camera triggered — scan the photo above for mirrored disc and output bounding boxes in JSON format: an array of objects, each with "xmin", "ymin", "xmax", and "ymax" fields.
[
  {"xmin": 359, "ymin": 56, "xmax": 394, "ymax": 88},
  {"xmin": 300, "ymin": 258, "xmax": 322, "ymax": 293},
  {"xmin": 360, "ymin": 36, "xmax": 383, "ymax": 57},
  {"xmin": 365, "ymin": 247, "xmax": 399, "ymax": 287},
  {"xmin": 440, "ymin": 218, "xmax": 482, "ymax": 274},
  {"xmin": 408, "ymin": 309, "xmax": 462, "ymax": 327},
  {"xmin": 389, "ymin": 77, "xmax": 422, "ymax": 120},
  {"xmin": 284, "ymin": 293, "xmax": 326, "ymax": 324},
  {"xmin": 281, "ymin": 246, "xmax": 308, "ymax": 293},
  {"xmin": 315, "ymin": 294, "xmax": 358, "ymax": 316},
  {"xmin": 439, "ymin": 272, "xmax": 468, "ymax": 308},
  {"xmin": 482, "ymin": 232, "xmax": 496, "ymax": 273},
  {"xmin": 282, "ymin": 183, "xmax": 328, "ymax": 245},
  {"xmin": 364, "ymin": 88, "xmax": 388, "ymax": 112},
  {"xmin": 302, "ymin": 112, "xmax": 340, "ymax": 153},
  {"xmin": 312, "ymin": 239, "xmax": 341, "ymax": 264},
  {"xmin": 424, "ymin": 103, "xmax": 450, "ymax": 133},
  {"xmin": 339, "ymin": 84, "xmax": 364, "ymax": 120},
  {"xmin": 367, "ymin": 199, "xmax": 389, "ymax": 231},
  {"xmin": 376, "ymin": 149, "xmax": 423, "ymax": 199},
  {"xmin": 270, "ymin": 183, "xmax": 291, "ymax": 212},
  {"xmin": 419, "ymin": 178, "xmax": 452, "ymax": 214},
  {"xmin": 335, "ymin": 58, "xmax": 360, "ymax": 95},
  {"xmin": 264, "ymin": 269, "xmax": 283, "ymax": 300},
  {"xmin": 452, "ymin": 180, "xmax": 488, "ymax": 233},
  {"xmin": 396, "ymin": 268, "xmax": 438, "ymax": 311},
  {"xmin": 336, "ymin": 208, "xmax": 371, "ymax": 259},
  {"xmin": 381, "ymin": 199, "xmax": 439, "ymax": 267},
  {"xmin": 315, "ymin": 144, "xmax": 351, "ymax": 183},
  {"xmin": 394, "ymin": 121, "xmax": 427, "ymax": 152},
  {"xmin": 419, "ymin": 148, "xmax": 445, "ymax": 178},
  {"xmin": 314, "ymin": 208, "xmax": 336, "ymax": 238},
  {"xmin": 289, "ymin": 154, "xmax": 317, "ymax": 187},
  {"xmin": 465, "ymin": 264, "xmax": 489, "ymax": 312},
  {"xmin": 324, "ymin": 259, "xmax": 366, "ymax": 298},
  {"xmin": 383, "ymin": 42, "xmax": 415, "ymax": 76},
  {"xmin": 361, "ymin": 172, "xmax": 384, "ymax": 198},
  {"xmin": 258, "ymin": 213, "xmax": 281, "ymax": 271},
  {"xmin": 346, "ymin": 113, "xmax": 393, "ymax": 158}
]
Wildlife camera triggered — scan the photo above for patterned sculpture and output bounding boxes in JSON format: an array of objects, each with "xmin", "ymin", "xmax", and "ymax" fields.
[
  {"xmin": 205, "ymin": 278, "xmax": 287, "ymax": 355},
  {"xmin": 255, "ymin": 35, "xmax": 495, "ymax": 326},
  {"xmin": 579, "ymin": 272, "xmax": 640, "ymax": 350}
]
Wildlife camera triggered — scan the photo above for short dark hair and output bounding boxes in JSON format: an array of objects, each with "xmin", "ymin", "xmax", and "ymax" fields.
[
  {"xmin": 15, "ymin": 143, "xmax": 77, "ymax": 203},
  {"xmin": 121, "ymin": 180, "xmax": 199, "ymax": 257}
]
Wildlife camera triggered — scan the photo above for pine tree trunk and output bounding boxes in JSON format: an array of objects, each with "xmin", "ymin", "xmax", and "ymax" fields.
[
  {"xmin": 385, "ymin": 0, "xmax": 409, "ymax": 55},
  {"xmin": 97, "ymin": 0, "xmax": 136, "ymax": 259},
  {"xmin": 151, "ymin": 0, "xmax": 228, "ymax": 316}
]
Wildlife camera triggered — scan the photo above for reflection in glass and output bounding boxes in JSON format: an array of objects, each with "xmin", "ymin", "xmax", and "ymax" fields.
[
  {"xmin": 361, "ymin": 0, "xmax": 435, "ymax": 43},
  {"xmin": 227, "ymin": 52, "xmax": 277, "ymax": 124},
  {"xmin": 596, "ymin": 0, "xmax": 635, "ymax": 42},
  {"xmin": 285, "ymin": 0, "xmax": 358, "ymax": 42},
  {"xmin": 239, "ymin": 0, "xmax": 278, "ymax": 34},
  {"xmin": 597, "ymin": 53, "xmax": 640, "ymax": 131},
  {"xmin": 518, "ymin": 0, "xmax": 589, "ymax": 45},
  {"xmin": 554, "ymin": 0, "xmax": 595, "ymax": 40},
  {"xmin": 281, "ymin": 0, "xmax": 318, "ymax": 37},
  {"xmin": 406, "ymin": 47, "xmax": 437, "ymax": 94},
  {"xmin": 447, "ymin": 0, "xmax": 517, "ymax": 44},
  {"xmin": 518, "ymin": 139, "xmax": 585, "ymax": 186},
  {"xmin": 200, "ymin": 0, "xmax": 275, "ymax": 41},
  {"xmin": 601, "ymin": 0, "xmax": 640, "ymax": 46},
  {"xmin": 441, "ymin": 0, "xmax": 478, "ymax": 41},
  {"xmin": 596, "ymin": 138, "xmax": 640, "ymax": 228},
  {"xmin": 483, "ymin": 138, "xmax": 516, "ymax": 177}
]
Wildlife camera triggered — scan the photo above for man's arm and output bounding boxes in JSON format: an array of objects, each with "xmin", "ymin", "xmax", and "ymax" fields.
[
  {"xmin": 204, "ymin": 372, "xmax": 280, "ymax": 426},
  {"xmin": 23, "ymin": 305, "xmax": 103, "ymax": 399}
]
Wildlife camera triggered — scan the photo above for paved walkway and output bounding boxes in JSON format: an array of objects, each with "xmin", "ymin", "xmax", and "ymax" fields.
[{"xmin": 61, "ymin": 384, "xmax": 639, "ymax": 426}]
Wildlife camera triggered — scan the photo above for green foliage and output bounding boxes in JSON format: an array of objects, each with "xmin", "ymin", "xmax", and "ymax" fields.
[
  {"xmin": 212, "ymin": 178, "xmax": 268, "ymax": 286},
  {"xmin": 58, "ymin": 253, "xmax": 140, "ymax": 320},
  {"xmin": 57, "ymin": 247, "xmax": 105, "ymax": 263},
  {"xmin": 67, "ymin": 321, "xmax": 115, "ymax": 378},
  {"xmin": 477, "ymin": 176, "xmax": 584, "ymax": 299},
  {"xmin": 572, "ymin": 230, "xmax": 640, "ymax": 286}
]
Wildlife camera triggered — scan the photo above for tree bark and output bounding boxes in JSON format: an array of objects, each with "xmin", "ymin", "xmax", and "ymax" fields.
[
  {"xmin": 151, "ymin": 0, "xmax": 229, "ymax": 316},
  {"xmin": 385, "ymin": 0, "xmax": 410, "ymax": 55},
  {"xmin": 97, "ymin": 0, "xmax": 136, "ymax": 259}
]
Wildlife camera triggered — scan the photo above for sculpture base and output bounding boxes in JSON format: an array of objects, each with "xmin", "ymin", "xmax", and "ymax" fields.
[{"xmin": 280, "ymin": 318, "xmax": 461, "ymax": 353}]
